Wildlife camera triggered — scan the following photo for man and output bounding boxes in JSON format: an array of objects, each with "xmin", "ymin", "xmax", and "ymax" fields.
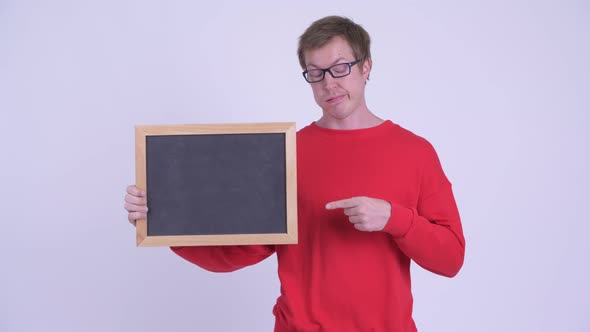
[{"xmin": 125, "ymin": 16, "xmax": 465, "ymax": 332}]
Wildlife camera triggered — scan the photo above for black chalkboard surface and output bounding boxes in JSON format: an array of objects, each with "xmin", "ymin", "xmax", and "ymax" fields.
[{"xmin": 134, "ymin": 123, "xmax": 297, "ymax": 247}]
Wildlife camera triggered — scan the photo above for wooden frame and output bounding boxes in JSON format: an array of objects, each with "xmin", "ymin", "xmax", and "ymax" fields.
[{"xmin": 135, "ymin": 122, "xmax": 298, "ymax": 247}]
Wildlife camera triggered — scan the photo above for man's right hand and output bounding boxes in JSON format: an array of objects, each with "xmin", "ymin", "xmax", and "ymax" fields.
[{"xmin": 124, "ymin": 185, "xmax": 148, "ymax": 226}]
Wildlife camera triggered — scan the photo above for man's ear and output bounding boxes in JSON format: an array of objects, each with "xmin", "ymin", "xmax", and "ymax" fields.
[{"xmin": 363, "ymin": 58, "xmax": 372, "ymax": 81}]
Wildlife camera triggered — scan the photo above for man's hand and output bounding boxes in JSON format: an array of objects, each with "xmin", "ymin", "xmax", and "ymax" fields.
[
  {"xmin": 124, "ymin": 185, "xmax": 148, "ymax": 226},
  {"xmin": 326, "ymin": 197, "xmax": 391, "ymax": 232}
]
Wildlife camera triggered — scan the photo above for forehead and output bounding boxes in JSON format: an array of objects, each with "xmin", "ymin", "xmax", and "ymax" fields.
[{"xmin": 304, "ymin": 36, "xmax": 355, "ymax": 68}]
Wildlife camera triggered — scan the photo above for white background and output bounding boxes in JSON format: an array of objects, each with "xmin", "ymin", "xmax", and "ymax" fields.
[{"xmin": 0, "ymin": 0, "xmax": 588, "ymax": 331}]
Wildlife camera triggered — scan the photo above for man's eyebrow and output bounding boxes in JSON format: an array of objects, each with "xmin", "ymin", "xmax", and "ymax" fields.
[{"xmin": 306, "ymin": 57, "xmax": 347, "ymax": 69}]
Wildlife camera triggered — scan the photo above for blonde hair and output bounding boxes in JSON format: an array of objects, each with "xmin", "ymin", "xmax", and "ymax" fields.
[{"xmin": 297, "ymin": 16, "xmax": 371, "ymax": 70}]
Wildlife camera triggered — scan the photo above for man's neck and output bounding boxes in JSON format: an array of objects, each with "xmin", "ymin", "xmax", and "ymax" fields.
[{"xmin": 316, "ymin": 110, "xmax": 384, "ymax": 130}]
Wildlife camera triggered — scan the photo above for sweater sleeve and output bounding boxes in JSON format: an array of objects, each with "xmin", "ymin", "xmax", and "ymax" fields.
[
  {"xmin": 382, "ymin": 143, "xmax": 465, "ymax": 277},
  {"xmin": 170, "ymin": 245, "xmax": 276, "ymax": 273}
]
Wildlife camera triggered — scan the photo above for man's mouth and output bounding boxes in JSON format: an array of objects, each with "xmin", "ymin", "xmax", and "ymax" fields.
[{"xmin": 326, "ymin": 95, "xmax": 345, "ymax": 104}]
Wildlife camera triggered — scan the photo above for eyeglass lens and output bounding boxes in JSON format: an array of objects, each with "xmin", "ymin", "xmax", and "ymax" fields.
[{"xmin": 306, "ymin": 63, "xmax": 351, "ymax": 82}]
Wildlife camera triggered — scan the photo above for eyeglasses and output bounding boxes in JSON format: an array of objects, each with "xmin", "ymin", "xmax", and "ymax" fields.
[{"xmin": 302, "ymin": 60, "xmax": 361, "ymax": 83}]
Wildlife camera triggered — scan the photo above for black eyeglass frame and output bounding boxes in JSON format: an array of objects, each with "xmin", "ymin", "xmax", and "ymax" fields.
[{"xmin": 302, "ymin": 60, "xmax": 362, "ymax": 83}]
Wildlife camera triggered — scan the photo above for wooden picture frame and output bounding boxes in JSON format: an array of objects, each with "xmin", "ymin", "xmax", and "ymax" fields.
[{"xmin": 135, "ymin": 122, "xmax": 298, "ymax": 247}]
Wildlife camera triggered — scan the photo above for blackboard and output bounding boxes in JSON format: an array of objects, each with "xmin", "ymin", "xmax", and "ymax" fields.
[{"xmin": 134, "ymin": 123, "xmax": 298, "ymax": 247}]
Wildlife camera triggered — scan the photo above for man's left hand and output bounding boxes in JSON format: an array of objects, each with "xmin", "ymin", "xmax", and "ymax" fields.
[{"xmin": 326, "ymin": 197, "xmax": 391, "ymax": 232}]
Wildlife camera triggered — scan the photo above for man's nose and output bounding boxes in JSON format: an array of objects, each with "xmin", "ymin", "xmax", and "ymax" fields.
[{"xmin": 321, "ymin": 70, "xmax": 338, "ymax": 87}]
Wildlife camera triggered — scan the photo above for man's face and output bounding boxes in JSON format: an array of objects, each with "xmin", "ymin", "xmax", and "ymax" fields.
[{"xmin": 303, "ymin": 36, "xmax": 371, "ymax": 121}]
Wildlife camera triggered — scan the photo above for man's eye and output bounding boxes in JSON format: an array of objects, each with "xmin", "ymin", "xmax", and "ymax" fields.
[
  {"xmin": 332, "ymin": 65, "xmax": 347, "ymax": 74},
  {"xmin": 308, "ymin": 70, "xmax": 323, "ymax": 78}
]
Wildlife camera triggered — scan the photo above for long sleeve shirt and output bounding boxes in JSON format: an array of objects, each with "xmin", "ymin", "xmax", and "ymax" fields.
[{"xmin": 172, "ymin": 120, "xmax": 465, "ymax": 332}]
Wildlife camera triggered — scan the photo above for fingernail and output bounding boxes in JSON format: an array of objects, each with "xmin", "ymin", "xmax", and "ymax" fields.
[{"xmin": 325, "ymin": 203, "xmax": 332, "ymax": 209}]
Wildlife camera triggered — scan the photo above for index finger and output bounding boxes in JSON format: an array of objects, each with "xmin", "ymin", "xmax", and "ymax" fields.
[
  {"xmin": 326, "ymin": 198, "xmax": 358, "ymax": 210},
  {"xmin": 127, "ymin": 185, "xmax": 146, "ymax": 197}
]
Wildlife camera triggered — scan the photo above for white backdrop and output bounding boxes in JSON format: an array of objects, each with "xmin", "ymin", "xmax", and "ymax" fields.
[{"xmin": 1, "ymin": 1, "xmax": 588, "ymax": 331}]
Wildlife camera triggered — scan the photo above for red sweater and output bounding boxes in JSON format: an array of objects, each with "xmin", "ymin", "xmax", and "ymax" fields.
[{"xmin": 172, "ymin": 120, "xmax": 465, "ymax": 332}]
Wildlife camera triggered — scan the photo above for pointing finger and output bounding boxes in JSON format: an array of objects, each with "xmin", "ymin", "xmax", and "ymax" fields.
[{"xmin": 326, "ymin": 198, "xmax": 358, "ymax": 210}]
